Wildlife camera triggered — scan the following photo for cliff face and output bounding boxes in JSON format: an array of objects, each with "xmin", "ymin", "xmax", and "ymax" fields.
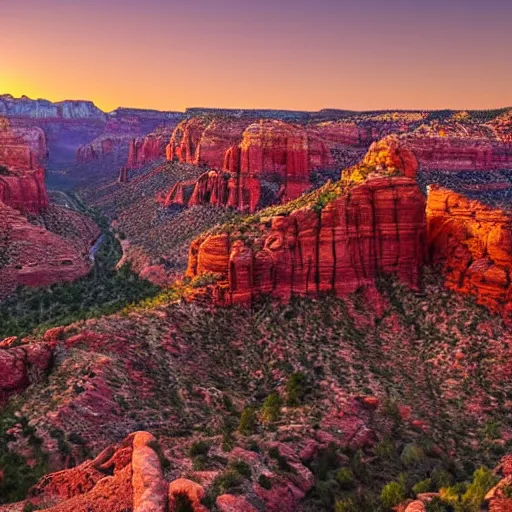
[
  {"xmin": 0, "ymin": 169, "xmax": 49, "ymax": 214},
  {"xmin": 127, "ymin": 127, "xmax": 174, "ymax": 169},
  {"xmin": 373, "ymin": 132, "xmax": 512, "ymax": 172},
  {"xmin": 0, "ymin": 117, "xmax": 49, "ymax": 214},
  {"xmin": 187, "ymin": 176, "xmax": 426, "ymax": 305},
  {"xmin": 0, "ymin": 117, "xmax": 47, "ymax": 172},
  {"xmin": 0, "ymin": 94, "xmax": 106, "ymax": 120},
  {"xmin": 76, "ymin": 134, "xmax": 133, "ymax": 163},
  {"xmin": 165, "ymin": 118, "xmax": 338, "ymax": 212},
  {"xmin": 166, "ymin": 116, "xmax": 210, "ymax": 164},
  {"xmin": 427, "ymin": 185, "xmax": 512, "ymax": 322},
  {"xmin": 163, "ymin": 113, "xmax": 431, "ymax": 214}
]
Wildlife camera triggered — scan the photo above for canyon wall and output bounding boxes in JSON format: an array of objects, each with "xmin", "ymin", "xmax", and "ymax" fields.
[
  {"xmin": 127, "ymin": 126, "xmax": 174, "ymax": 169},
  {"xmin": 0, "ymin": 117, "xmax": 49, "ymax": 214},
  {"xmin": 365, "ymin": 132, "xmax": 512, "ymax": 174},
  {"xmin": 163, "ymin": 113, "xmax": 429, "ymax": 213},
  {"xmin": 186, "ymin": 176, "xmax": 426, "ymax": 305},
  {"xmin": 427, "ymin": 185, "xmax": 512, "ymax": 322}
]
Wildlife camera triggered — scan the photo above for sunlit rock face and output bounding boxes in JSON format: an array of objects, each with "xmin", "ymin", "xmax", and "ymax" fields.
[
  {"xmin": 0, "ymin": 431, "xmax": 167, "ymax": 512},
  {"xmin": 165, "ymin": 117, "xmax": 336, "ymax": 212},
  {"xmin": 186, "ymin": 176, "xmax": 426, "ymax": 305},
  {"xmin": 0, "ymin": 117, "xmax": 49, "ymax": 214},
  {"xmin": 127, "ymin": 127, "xmax": 174, "ymax": 169},
  {"xmin": 0, "ymin": 117, "xmax": 47, "ymax": 171},
  {"xmin": 427, "ymin": 185, "xmax": 512, "ymax": 323}
]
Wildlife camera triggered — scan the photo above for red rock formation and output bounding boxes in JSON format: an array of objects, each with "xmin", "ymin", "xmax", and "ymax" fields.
[
  {"xmin": 427, "ymin": 185, "xmax": 512, "ymax": 323},
  {"xmin": 0, "ymin": 117, "xmax": 49, "ymax": 213},
  {"xmin": 168, "ymin": 478, "xmax": 208, "ymax": 512},
  {"xmin": 76, "ymin": 135, "xmax": 132, "ymax": 163},
  {"xmin": 166, "ymin": 117, "xmax": 210, "ymax": 164},
  {"xmin": 0, "ymin": 167, "xmax": 49, "ymax": 214},
  {"xmin": 15, "ymin": 431, "xmax": 167, "ymax": 512},
  {"xmin": 165, "ymin": 118, "xmax": 335, "ymax": 212},
  {"xmin": 127, "ymin": 127, "xmax": 174, "ymax": 169},
  {"xmin": 118, "ymin": 167, "xmax": 129, "ymax": 183},
  {"xmin": 0, "ymin": 117, "xmax": 47, "ymax": 172},
  {"xmin": 187, "ymin": 176, "xmax": 426, "ymax": 305},
  {"xmin": 0, "ymin": 203, "xmax": 98, "ymax": 299},
  {"xmin": 374, "ymin": 132, "xmax": 512, "ymax": 172},
  {"xmin": 195, "ymin": 117, "xmax": 252, "ymax": 168},
  {"xmin": 0, "ymin": 341, "xmax": 54, "ymax": 406}
]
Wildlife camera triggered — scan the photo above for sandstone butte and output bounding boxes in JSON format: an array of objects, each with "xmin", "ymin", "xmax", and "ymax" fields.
[
  {"xmin": 427, "ymin": 185, "xmax": 512, "ymax": 324},
  {"xmin": 163, "ymin": 116, "xmax": 399, "ymax": 213},
  {"xmin": 76, "ymin": 134, "xmax": 133, "ymax": 164},
  {"xmin": 186, "ymin": 175, "xmax": 426, "ymax": 306}
]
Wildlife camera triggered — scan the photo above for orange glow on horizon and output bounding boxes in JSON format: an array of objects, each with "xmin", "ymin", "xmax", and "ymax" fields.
[{"xmin": 2, "ymin": 1, "xmax": 511, "ymax": 113}]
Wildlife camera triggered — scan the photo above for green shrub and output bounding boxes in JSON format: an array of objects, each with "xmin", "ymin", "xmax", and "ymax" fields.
[
  {"xmin": 400, "ymin": 443, "xmax": 426, "ymax": 467},
  {"xmin": 461, "ymin": 466, "xmax": 499, "ymax": 511},
  {"xmin": 230, "ymin": 459, "xmax": 252, "ymax": 478},
  {"xmin": 336, "ymin": 467, "xmax": 355, "ymax": 489},
  {"xmin": 412, "ymin": 478, "xmax": 433, "ymax": 495},
  {"xmin": 425, "ymin": 497, "xmax": 453, "ymax": 512},
  {"xmin": 261, "ymin": 393, "xmax": 282, "ymax": 424},
  {"xmin": 258, "ymin": 474, "xmax": 272, "ymax": 490},
  {"xmin": 239, "ymin": 407, "xmax": 257, "ymax": 435},
  {"xmin": 285, "ymin": 372, "xmax": 307, "ymax": 406},
  {"xmin": 334, "ymin": 498, "xmax": 358, "ymax": 512},
  {"xmin": 381, "ymin": 480, "xmax": 406, "ymax": 510},
  {"xmin": 189, "ymin": 440, "xmax": 210, "ymax": 457}
]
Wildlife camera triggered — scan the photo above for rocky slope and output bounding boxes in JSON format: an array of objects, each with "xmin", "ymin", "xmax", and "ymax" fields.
[
  {"xmin": 0, "ymin": 201, "xmax": 99, "ymax": 300},
  {"xmin": 1, "ymin": 267, "xmax": 512, "ymax": 510}
]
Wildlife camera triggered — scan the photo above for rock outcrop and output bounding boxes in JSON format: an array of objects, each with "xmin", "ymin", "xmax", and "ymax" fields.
[
  {"xmin": 186, "ymin": 176, "xmax": 426, "ymax": 305},
  {"xmin": 0, "ymin": 117, "xmax": 49, "ymax": 214},
  {"xmin": 0, "ymin": 341, "xmax": 54, "ymax": 406},
  {"xmin": 427, "ymin": 185, "xmax": 512, "ymax": 323},
  {"xmin": 163, "ymin": 113, "xmax": 431, "ymax": 213},
  {"xmin": 76, "ymin": 134, "xmax": 133, "ymax": 164},
  {"xmin": 373, "ymin": 132, "xmax": 512, "ymax": 173},
  {"xmin": 0, "ymin": 117, "xmax": 47, "ymax": 172},
  {"xmin": 11, "ymin": 431, "xmax": 168, "ymax": 512},
  {"xmin": 165, "ymin": 118, "xmax": 338, "ymax": 212},
  {"xmin": 0, "ymin": 94, "xmax": 106, "ymax": 120},
  {"xmin": 0, "ymin": 167, "xmax": 49, "ymax": 214},
  {"xmin": 127, "ymin": 127, "xmax": 174, "ymax": 169}
]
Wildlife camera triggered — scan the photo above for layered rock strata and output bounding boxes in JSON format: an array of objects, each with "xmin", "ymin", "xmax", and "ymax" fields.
[{"xmin": 186, "ymin": 176, "xmax": 426, "ymax": 305}]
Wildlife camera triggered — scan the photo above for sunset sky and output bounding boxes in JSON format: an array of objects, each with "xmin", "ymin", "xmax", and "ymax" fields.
[{"xmin": 1, "ymin": 0, "xmax": 511, "ymax": 112}]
